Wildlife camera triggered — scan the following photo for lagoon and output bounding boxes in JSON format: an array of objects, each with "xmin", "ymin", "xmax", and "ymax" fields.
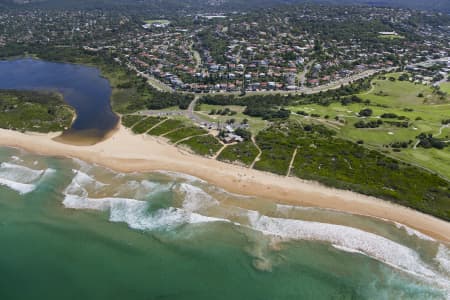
[{"xmin": 0, "ymin": 58, "xmax": 118, "ymax": 142}]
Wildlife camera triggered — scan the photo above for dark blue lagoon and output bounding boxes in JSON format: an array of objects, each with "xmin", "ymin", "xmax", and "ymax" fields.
[{"xmin": 0, "ymin": 58, "xmax": 118, "ymax": 143}]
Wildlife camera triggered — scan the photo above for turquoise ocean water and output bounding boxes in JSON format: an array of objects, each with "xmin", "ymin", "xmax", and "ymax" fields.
[{"xmin": 0, "ymin": 146, "xmax": 448, "ymax": 300}]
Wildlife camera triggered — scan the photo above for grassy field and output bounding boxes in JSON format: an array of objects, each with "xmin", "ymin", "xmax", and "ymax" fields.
[
  {"xmin": 179, "ymin": 135, "xmax": 223, "ymax": 157},
  {"xmin": 144, "ymin": 19, "xmax": 170, "ymax": 25},
  {"xmin": 164, "ymin": 126, "xmax": 208, "ymax": 144},
  {"xmin": 287, "ymin": 73, "xmax": 450, "ymax": 178},
  {"xmin": 218, "ymin": 141, "xmax": 259, "ymax": 166},
  {"xmin": 132, "ymin": 116, "xmax": 166, "ymax": 134},
  {"xmin": 378, "ymin": 34, "xmax": 404, "ymax": 40},
  {"xmin": 196, "ymin": 104, "xmax": 268, "ymax": 135},
  {"xmin": 0, "ymin": 90, "xmax": 74, "ymax": 133},
  {"xmin": 121, "ymin": 115, "xmax": 146, "ymax": 128},
  {"xmin": 147, "ymin": 119, "xmax": 184, "ymax": 136},
  {"xmin": 441, "ymin": 82, "xmax": 450, "ymax": 94}
]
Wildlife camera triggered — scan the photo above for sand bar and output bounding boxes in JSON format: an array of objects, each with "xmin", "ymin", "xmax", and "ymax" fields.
[{"xmin": 0, "ymin": 126, "xmax": 449, "ymax": 242}]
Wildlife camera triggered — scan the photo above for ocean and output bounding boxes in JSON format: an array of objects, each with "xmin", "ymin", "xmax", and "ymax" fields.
[{"xmin": 0, "ymin": 146, "xmax": 448, "ymax": 300}]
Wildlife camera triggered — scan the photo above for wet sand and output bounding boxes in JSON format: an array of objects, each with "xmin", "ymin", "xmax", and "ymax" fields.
[{"xmin": 0, "ymin": 126, "xmax": 449, "ymax": 242}]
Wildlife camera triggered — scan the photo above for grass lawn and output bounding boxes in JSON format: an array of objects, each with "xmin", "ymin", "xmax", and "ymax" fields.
[
  {"xmin": 441, "ymin": 82, "xmax": 450, "ymax": 94},
  {"xmin": 218, "ymin": 141, "xmax": 259, "ymax": 166},
  {"xmin": 144, "ymin": 19, "xmax": 170, "ymax": 25},
  {"xmin": 378, "ymin": 34, "xmax": 404, "ymax": 40},
  {"xmin": 179, "ymin": 135, "xmax": 223, "ymax": 157},
  {"xmin": 147, "ymin": 119, "xmax": 184, "ymax": 136},
  {"xmin": 132, "ymin": 116, "xmax": 166, "ymax": 134},
  {"xmin": 391, "ymin": 148, "xmax": 450, "ymax": 180},
  {"xmin": 164, "ymin": 126, "xmax": 208, "ymax": 143},
  {"xmin": 121, "ymin": 115, "xmax": 146, "ymax": 128},
  {"xmin": 286, "ymin": 73, "xmax": 450, "ymax": 178}
]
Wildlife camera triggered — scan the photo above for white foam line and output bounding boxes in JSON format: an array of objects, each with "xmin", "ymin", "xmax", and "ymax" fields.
[
  {"xmin": 248, "ymin": 212, "xmax": 447, "ymax": 284},
  {"xmin": 0, "ymin": 178, "xmax": 36, "ymax": 194},
  {"xmin": 155, "ymin": 170, "xmax": 206, "ymax": 183},
  {"xmin": 0, "ymin": 162, "xmax": 56, "ymax": 194},
  {"xmin": 63, "ymin": 194, "xmax": 227, "ymax": 231},
  {"xmin": 276, "ymin": 204, "xmax": 436, "ymax": 242},
  {"xmin": 435, "ymin": 245, "xmax": 450, "ymax": 276},
  {"xmin": 394, "ymin": 222, "xmax": 436, "ymax": 241},
  {"xmin": 0, "ymin": 162, "xmax": 44, "ymax": 182},
  {"xmin": 178, "ymin": 183, "xmax": 219, "ymax": 212},
  {"xmin": 332, "ymin": 244, "xmax": 366, "ymax": 255}
]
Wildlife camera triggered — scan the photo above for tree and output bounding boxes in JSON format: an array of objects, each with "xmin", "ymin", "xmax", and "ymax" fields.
[{"xmin": 358, "ymin": 108, "xmax": 373, "ymax": 117}]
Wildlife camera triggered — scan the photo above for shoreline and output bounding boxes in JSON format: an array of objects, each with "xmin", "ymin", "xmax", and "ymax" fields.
[{"xmin": 0, "ymin": 126, "xmax": 449, "ymax": 242}]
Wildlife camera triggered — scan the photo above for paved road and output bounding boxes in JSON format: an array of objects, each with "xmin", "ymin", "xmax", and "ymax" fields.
[
  {"xmin": 127, "ymin": 64, "xmax": 174, "ymax": 92},
  {"xmin": 126, "ymin": 56, "xmax": 449, "ymax": 97}
]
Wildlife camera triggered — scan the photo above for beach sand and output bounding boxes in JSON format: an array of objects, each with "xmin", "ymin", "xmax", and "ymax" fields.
[{"xmin": 0, "ymin": 126, "xmax": 449, "ymax": 242}]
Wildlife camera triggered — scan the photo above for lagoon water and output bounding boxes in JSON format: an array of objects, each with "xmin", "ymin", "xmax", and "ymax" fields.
[
  {"xmin": 0, "ymin": 147, "xmax": 448, "ymax": 300},
  {"xmin": 0, "ymin": 59, "xmax": 118, "ymax": 141}
]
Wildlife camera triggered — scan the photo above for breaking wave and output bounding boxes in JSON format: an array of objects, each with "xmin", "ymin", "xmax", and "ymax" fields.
[
  {"xmin": 63, "ymin": 170, "xmax": 228, "ymax": 231},
  {"xmin": 247, "ymin": 211, "xmax": 449, "ymax": 293},
  {"xmin": 61, "ymin": 166, "xmax": 450, "ymax": 296},
  {"xmin": 0, "ymin": 161, "xmax": 55, "ymax": 194}
]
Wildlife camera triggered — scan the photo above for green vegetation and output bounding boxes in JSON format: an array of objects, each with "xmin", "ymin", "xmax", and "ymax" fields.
[
  {"xmin": 287, "ymin": 73, "xmax": 450, "ymax": 178},
  {"xmin": 132, "ymin": 116, "xmax": 166, "ymax": 134},
  {"xmin": 0, "ymin": 46, "xmax": 193, "ymax": 114},
  {"xmin": 0, "ymin": 90, "xmax": 74, "ymax": 132},
  {"xmin": 441, "ymin": 82, "xmax": 450, "ymax": 94},
  {"xmin": 254, "ymin": 122, "xmax": 335, "ymax": 175},
  {"xmin": 164, "ymin": 126, "xmax": 208, "ymax": 143},
  {"xmin": 147, "ymin": 119, "xmax": 184, "ymax": 136},
  {"xmin": 121, "ymin": 115, "xmax": 146, "ymax": 128},
  {"xmin": 378, "ymin": 34, "xmax": 404, "ymax": 40},
  {"xmin": 179, "ymin": 135, "xmax": 223, "ymax": 157},
  {"xmin": 144, "ymin": 19, "xmax": 170, "ymax": 25},
  {"xmin": 254, "ymin": 121, "xmax": 450, "ymax": 220},
  {"xmin": 218, "ymin": 141, "xmax": 259, "ymax": 166}
]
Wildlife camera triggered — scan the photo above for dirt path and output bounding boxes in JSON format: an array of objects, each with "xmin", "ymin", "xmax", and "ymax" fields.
[
  {"xmin": 250, "ymin": 136, "xmax": 262, "ymax": 169},
  {"xmin": 145, "ymin": 118, "xmax": 168, "ymax": 134},
  {"xmin": 286, "ymin": 147, "xmax": 298, "ymax": 177},
  {"xmin": 174, "ymin": 133, "xmax": 209, "ymax": 145},
  {"xmin": 213, "ymin": 144, "xmax": 228, "ymax": 159}
]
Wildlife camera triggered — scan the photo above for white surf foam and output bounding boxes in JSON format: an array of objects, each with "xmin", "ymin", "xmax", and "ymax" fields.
[
  {"xmin": 123, "ymin": 179, "xmax": 172, "ymax": 199},
  {"xmin": 0, "ymin": 162, "xmax": 55, "ymax": 194},
  {"xmin": 178, "ymin": 183, "xmax": 219, "ymax": 212},
  {"xmin": 155, "ymin": 170, "xmax": 206, "ymax": 183},
  {"xmin": 247, "ymin": 212, "xmax": 446, "ymax": 283},
  {"xmin": 0, "ymin": 162, "xmax": 44, "ymax": 183},
  {"xmin": 0, "ymin": 178, "xmax": 36, "ymax": 194},
  {"xmin": 394, "ymin": 222, "xmax": 435, "ymax": 241},
  {"xmin": 332, "ymin": 244, "xmax": 366, "ymax": 255},
  {"xmin": 435, "ymin": 245, "xmax": 450, "ymax": 277},
  {"xmin": 71, "ymin": 158, "xmax": 94, "ymax": 172},
  {"xmin": 277, "ymin": 204, "xmax": 436, "ymax": 242},
  {"xmin": 63, "ymin": 194, "xmax": 226, "ymax": 231},
  {"xmin": 64, "ymin": 170, "xmax": 106, "ymax": 197}
]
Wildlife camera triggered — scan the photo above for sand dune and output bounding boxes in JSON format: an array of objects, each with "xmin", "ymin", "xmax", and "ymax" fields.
[{"xmin": 0, "ymin": 126, "xmax": 448, "ymax": 242}]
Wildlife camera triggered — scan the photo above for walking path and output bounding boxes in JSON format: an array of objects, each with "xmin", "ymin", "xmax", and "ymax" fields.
[
  {"xmin": 250, "ymin": 136, "xmax": 262, "ymax": 169},
  {"xmin": 286, "ymin": 147, "xmax": 298, "ymax": 177}
]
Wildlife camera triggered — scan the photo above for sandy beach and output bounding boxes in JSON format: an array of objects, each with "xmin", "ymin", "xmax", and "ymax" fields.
[{"xmin": 0, "ymin": 126, "xmax": 449, "ymax": 242}]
